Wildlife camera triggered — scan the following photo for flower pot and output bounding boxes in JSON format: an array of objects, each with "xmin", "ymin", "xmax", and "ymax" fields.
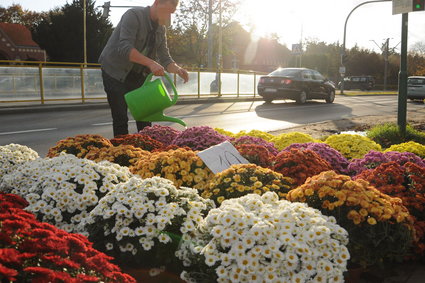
[
  {"xmin": 344, "ymin": 265, "xmax": 367, "ymax": 283},
  {"xmin": 121, "ymin": 267, "xmax": 184, "ymax": 283}
]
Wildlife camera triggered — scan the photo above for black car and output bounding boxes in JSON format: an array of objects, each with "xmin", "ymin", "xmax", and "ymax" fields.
[
  {"xmin": 338, "ymin": 76, "xmax": 375, "ymax": 91},
  {"xmin": 257, "ymin": 68, "xmax": 335, "ymax": 104}
]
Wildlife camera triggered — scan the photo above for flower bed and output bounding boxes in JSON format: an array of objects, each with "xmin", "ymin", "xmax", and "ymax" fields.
[
  {"xmin": 110, "ymin": 134, "xmax": 164, "ymax": 151},
  {"xmin": 384, "ymin": 141, "xmax": 425, "ymax": 158},
  {"xmin": 47, "ymin": 134, "xmax": 113, "ymax": 158},
  {"xmin": 201, "ymin": 164, "xmax": 295, "ymax": 205},
  {"xmin": 271, "ymin": 132, "xmax": 317, "ymax": 151},
  {"xmin": 138, "ymin": 124, "xmax": 181, "ymax": 146},
  {"xmin": 283, "ymin": 142, "xmax": 349, "ymax": 174},
  {"xmin": 177, "ymin": 192, "xmax": 349, "ymax": 282},
  {"xmin": 273, "ymin": 148, "xmax": 333, "ymax": 186},
  {"xmin": 130, "ymin": 148, "xmax": 214, "ymax": 190},
  {"xmin": 85, "ymin": 145, "xmax": 150, "ymax": 168},
  {"xmin": 348, "ymin": 150, "xmax": 425, "ymax": 176},
  {"xmin": 354, "ymin": 161, "xmax": 425, "ymax": 254},
  {"xmin": 235, "ymin": 144, "xmax": 275, "ymax": 168},
  {"xmin": 0, "ymin": 154, "xmax": 132, "ymax": 233},
  {"xmin": 287, "ymin": 170, "xmax": 415, "ymax": 267},
  {"xmin": 0, "ymin": 144, "xmax": 39, "ymax": 182},
  {"xmin": 172, "ymin": 126, "xmax": 230, "ymax": 151},
  {"xmin": 84, "ymin": 176, "xmax": 214, "ymax": 272},
  {"xmin": 324, "ymin": 133, "xmax": 382, "ymax": 159},
  {"xmin": 231, "ymin": 135, "xmax": 279, "ymax": 155},
  {"xmin": 0, "ymin": 193, "xmax": 135, "ymax": 282}
]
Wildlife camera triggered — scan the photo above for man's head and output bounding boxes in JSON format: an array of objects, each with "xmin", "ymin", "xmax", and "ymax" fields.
[{"xmin": 151, "ymin": 0, "xmax": 179, "ymax": 26}]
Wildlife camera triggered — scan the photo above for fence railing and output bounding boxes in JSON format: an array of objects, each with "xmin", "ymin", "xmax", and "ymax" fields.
[{"xmin": 0, "ymin": 60, "xmax": 265, "ymax": 104}]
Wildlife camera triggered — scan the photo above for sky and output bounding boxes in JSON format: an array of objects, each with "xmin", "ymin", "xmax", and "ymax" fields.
[{"xmin": 2, "ymin": 0, "xmax": 425, "ymax": 53}]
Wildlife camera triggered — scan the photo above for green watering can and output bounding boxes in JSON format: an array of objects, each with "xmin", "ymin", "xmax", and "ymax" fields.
[{"xmin": 125, "ymin": 73, "xmax": 186, "ymax": 126}]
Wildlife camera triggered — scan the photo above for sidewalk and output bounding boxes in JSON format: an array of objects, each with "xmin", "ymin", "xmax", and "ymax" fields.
[
  {"xmin": 0, "ymin": 95, "xmax": 265, "ymax": 115},
  {"xmin": 0, "ymin": 91, "xmax": 399, "ymax": 115}
]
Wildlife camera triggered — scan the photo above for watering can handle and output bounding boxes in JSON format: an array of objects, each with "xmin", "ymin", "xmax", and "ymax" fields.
[{"xmin": 144, "ymin": 73, "xmax": 179, "ymax": 105}]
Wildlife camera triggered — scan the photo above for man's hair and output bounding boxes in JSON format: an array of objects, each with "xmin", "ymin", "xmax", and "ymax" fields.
[{"xmin": 158, "ymin": 0, "xmax": 179, "ymax": 6}]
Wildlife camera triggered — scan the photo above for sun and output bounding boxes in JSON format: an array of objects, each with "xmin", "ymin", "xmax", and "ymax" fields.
[{"xmin": 235, "ymin": 0, "xmax": 304, "ymax": 46}]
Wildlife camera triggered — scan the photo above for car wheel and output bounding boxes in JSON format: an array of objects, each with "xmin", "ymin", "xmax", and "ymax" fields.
[
  {"xmin": 296, "ymin": 91, "xmax": 307, "ymax": 104},
  {"xmin": 326, "ymin": 90, "xmax": 335, "ymax": 103},
  {"xmin": 264, "ymin": 98, "xmax": 273, "ymax": 103}
]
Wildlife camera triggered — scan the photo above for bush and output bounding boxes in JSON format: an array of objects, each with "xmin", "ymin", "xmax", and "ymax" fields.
[
  {"xmin": 366, "ymin": 123, "xmax": 425, "ymax": 149},
  {"xmin": 287, "ymin": 171, "xmax": 415, "ymax": 268},
  {"xmin": 0, "ymin": 193, "xmax": 135, "ymax": 282},
  {"xmin": 201, "ymin": 164, "xmax": 294, "ymax": 205},
  {"xmin": 273, "ymin": 148, "xmax": 333, "ymax": 186},
  {"xmin": 178, "ymin": 192, "xmax": 349, "ymax": 283}
]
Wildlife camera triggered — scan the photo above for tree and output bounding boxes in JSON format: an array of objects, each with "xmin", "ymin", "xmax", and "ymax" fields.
[
  {"xmin": 31, "ymin": 0, "xmax": 113, "ymax": 63},
  {"xmin": 168, "ymin": 0, "xmax": 239, "ymax": 68},
  {"xmin": 410, "ymin": 41, "xmax": 425, "ymax": 55},
  {"xmin": 0, "ymin": 4, "xmax": 46, "ymax": 30}
]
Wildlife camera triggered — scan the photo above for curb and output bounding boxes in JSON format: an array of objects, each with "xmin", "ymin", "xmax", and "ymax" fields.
[{"xmin": 0, "ymin": 97, "xmax": 265, "ymax": 115}]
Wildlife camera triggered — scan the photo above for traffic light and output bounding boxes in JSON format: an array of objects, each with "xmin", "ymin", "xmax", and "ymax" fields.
[
  {"xmin": 342, "ymin": 54, "xmax": 349, "ymax": 65},
  {"xmin": 102, "ymin": 1, "xmax": 111, "ymax": 18},
  {"xmin": 413, "ymin": 0, "xmax": 425, "ymax": 11}
]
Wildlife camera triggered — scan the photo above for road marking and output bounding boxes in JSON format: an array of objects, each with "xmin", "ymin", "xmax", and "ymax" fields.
[
  {"xmin": 92, "ymin": 122, "xmax": 112, "ymax": 126},
  {"xmin": 0, "ymin": 128, "xmax": 57, "ymax": 136},
  {"xmin": 92, "ymin": 121, "xmax": 136, "ymax": 126}
]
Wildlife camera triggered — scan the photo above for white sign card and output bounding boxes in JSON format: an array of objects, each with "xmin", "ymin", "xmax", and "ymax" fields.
[{"xmin": 197, "ymin": 141, "xmax": 250, "ymax": 174}]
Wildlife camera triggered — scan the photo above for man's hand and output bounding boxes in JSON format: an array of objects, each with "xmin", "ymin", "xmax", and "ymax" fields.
[
  {"xmin": 176, "ymin": 67, "xmax": 189, "ymax": 83},
  {"xmin": 167, "ymin": 63, "xmax": 189, "ymax": 83},
  {"xmin": 148, "ymin": 60, "xmax": 165, "ymax": 76}
]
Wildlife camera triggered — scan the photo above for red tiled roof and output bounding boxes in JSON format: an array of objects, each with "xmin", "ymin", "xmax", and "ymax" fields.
[{"xmin": 0, "ymin": 22, "xmax": 39, "ymax": 47}]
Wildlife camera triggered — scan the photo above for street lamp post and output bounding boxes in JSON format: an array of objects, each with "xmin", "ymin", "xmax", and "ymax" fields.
[
  {"xmin": 83, "ymin": 0, "xmax": 87, "ymax": 65},
  {"xmin": 341, "ymin": 0, "xmax": 391, "ymax": 94}
]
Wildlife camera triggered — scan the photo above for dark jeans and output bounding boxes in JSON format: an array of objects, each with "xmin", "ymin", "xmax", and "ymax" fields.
[{"xmin": 102, "ymin": 70, "xmax": 151, "ymax": 137}]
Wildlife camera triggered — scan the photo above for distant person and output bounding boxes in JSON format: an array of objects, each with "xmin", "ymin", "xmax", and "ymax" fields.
[{"xmin": 99, "ymin": 0, "xmax": 189, "ymax": 137}]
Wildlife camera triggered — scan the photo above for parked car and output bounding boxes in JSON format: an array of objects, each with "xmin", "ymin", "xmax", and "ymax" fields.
[
  {"xmin": 257, "ymin": 68, "xmax": 335, "ymax": 104},
  {"xmin": 338, "ymin": 76, "xmax": 375, "ymax": 91},
  {"xmin": 407, "ymin": 76, "xmax": 425, "ymax": 101}
]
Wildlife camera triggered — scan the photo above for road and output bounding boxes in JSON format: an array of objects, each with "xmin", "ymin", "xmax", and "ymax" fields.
[{"xmin": 0, "ymin": 95, "xmax": 423, "ymax": 156}]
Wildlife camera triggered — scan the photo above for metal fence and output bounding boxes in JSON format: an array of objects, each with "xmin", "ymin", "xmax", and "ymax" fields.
[{"xmin": 0, "ymin": 60, "xmax": 264, "ymax": 104}]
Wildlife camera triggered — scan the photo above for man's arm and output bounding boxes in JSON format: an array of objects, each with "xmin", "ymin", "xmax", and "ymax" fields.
[{"xmin": 129, "ymin": 48, "xmax": 165, "ymax": 76}]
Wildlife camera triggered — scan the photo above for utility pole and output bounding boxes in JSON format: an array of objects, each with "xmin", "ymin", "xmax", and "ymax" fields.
[
  {"xmin": 371, "ymin": 38, "xmax": 390, "ymax": 91},
  {"xmin": 207, "ymin": 0, "xmax": 213, "ymax": 69},
  {"xmin": 383, "ymin": 38, "xmax": 389, "ymax": 91},
  {"xmin": 83, "ymin": 0, "xmax": 87, "ymax": 65},
  {"xmin": 218, "ymin": 0, "xmax": 222, "ymax": 71}
]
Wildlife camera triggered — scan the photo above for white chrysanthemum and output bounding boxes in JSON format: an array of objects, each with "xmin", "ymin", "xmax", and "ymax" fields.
[
  {"xmin": 84, "ymin": 176, "xmax": 214, "ymax": 268},
  {"xmin": 0, "ymin": 143, "xmax": 39, "ymax": 182},
  {"xmin": 0, "ymin": 153, "xmax": 131, "ymax": 233},
  {"xmin": 178, "ymin": 192, "xmax": 349, "ymax": 282}
]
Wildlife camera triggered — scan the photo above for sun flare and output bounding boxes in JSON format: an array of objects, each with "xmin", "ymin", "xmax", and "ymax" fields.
[{"xmin": 237, "ymin": 0, "xmax": 304, "ymax": 46}]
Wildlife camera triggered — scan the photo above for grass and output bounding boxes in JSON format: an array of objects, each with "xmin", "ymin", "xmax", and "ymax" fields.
[{"xmin": 366, "ymin": 123, "xmax": 425, "ymax": 149}]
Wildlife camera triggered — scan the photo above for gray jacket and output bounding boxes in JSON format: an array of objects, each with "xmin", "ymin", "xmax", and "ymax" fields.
[{"xmin": 99, "ymin": 6, "xmax": 175, "ymax": 82}]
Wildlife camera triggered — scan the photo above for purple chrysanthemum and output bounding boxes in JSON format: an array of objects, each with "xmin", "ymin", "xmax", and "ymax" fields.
[
  {"xmin": 283, "ymin": 142, "xmax": 349, "ymax": 174},
  {"xmin": 138, "ymin": 125, "xmax": 181, "ymax": 145},
  {"xmin": 348, "ymin": 150, "xmax": 425, "ymax": 176},
  {"xmin": 171, "ymin": 126, "xmax": 230, "ymax": 150}
]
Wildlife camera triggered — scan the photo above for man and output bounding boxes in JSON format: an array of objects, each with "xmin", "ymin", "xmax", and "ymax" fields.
[{"xmin": 99, "ymin": 0, "xmax": 189, "ymax": 137}]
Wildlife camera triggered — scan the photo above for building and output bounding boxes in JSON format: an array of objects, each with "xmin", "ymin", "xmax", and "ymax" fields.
[{"xmin": 0, "ymin": 22, "xmax": 46, "ymax": 62}]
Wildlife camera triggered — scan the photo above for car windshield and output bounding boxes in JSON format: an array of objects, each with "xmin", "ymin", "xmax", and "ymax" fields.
[
  {"xmin": 408, "ymin": 78, "xmax": 425, "ymax": 85},
  {"xmin": 269, "ymin": 69, "xmax": 300, "ymax": 77}
]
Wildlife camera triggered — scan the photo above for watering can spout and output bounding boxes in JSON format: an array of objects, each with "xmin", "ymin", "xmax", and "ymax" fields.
[
  {"xmin": 146, "ymin": 112, "xmax": 186, "ymax": 127},
  {"xmin": 124, "ymin": 73, "xmax": 187, "ymax": 126}
]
